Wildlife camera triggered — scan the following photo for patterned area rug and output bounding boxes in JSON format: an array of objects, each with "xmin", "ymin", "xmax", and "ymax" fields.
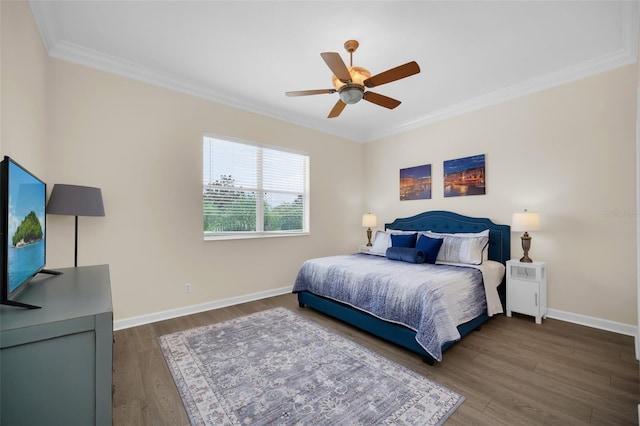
[{"xmin": 159, "ymin": 307, "xmax": 464, "ymax": 425}]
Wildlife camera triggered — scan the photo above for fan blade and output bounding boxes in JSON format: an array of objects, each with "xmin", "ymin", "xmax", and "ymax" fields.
[
  {"xmin": 364, "ymin": 61, "xmax": 420, "ymax": 88},
  {"xmin": 363, "ymin": 91, "xmax": 401, "ymax": 109},
  {"xmin": 327, "ymin": 100, "xmax": 346, "ymax": 118},
  {"xmin": 321, "ymin": 52, "xmax": 351, "ymax": 83},
  {"xmin": 286, "ymin": 89, "xmax": 336, "ymax": 97}
]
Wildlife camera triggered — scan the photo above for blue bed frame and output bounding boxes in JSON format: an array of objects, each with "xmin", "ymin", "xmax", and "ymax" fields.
[{"xmin": 296, "ymin": 210, "xmax": 510, "ymax": 364}]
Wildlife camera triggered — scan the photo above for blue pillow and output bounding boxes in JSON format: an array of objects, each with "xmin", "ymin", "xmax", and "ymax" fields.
[
  {"xmin": 390, "ymin": 233, "xmax": 417, "ymax": 248},
  {"xmin": 416, "ymin": 235, "xmax": 444, "ymax": 264},
  {"xmin": 386, "ymin": 247, "xmax": 425, "ymax": 264}
]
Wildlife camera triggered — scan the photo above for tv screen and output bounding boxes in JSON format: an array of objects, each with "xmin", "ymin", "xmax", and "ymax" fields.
[{"xmin": 1, "ymin": 156, "xmax": 47, "ymax": 308}]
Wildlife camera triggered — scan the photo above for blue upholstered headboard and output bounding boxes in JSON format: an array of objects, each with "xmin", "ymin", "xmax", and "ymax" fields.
[{"xmin": 385, "ymin": 210, "xmax": 510, "ymax": 265}]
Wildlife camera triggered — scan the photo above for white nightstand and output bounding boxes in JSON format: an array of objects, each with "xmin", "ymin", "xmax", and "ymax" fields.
[{"xmin": 506, "ymin": 260, "xmax": 547, "ymax": 324}]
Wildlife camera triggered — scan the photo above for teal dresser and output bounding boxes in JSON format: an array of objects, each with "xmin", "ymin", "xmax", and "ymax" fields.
[{"xmin": 0, "ymin": 265, "xmax": 113, "ymax": 425}]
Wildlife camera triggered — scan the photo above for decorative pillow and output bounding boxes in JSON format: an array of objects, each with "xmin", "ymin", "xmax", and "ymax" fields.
[
  {"xmin": 385, "ymin": 247, "xmax": 425, "ymax": 264},
  {"xmin": 424, "ymin": 233, "xmax": 489, "ymax": 265},
  {"xmin": 415, "ymin": 235, "xmax": 444, "ymax": 264},
  {"xmin": 370, "ymin": 230, "xmax": 392, "ymax": 255},
  {"xmin": 371, "ymin": 230, "xmax": 419, "ymax": 255},
  {"xmin": 390, "ymin": 232, "xmax": 417, "ymax": 248},
  {"xmin": 424, "ymin": 229, "xmax": 490, "ymax": 262}
]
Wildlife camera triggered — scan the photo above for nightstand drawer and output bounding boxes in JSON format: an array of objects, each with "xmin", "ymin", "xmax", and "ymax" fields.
[{"xmin": 508, "ymin": 263, "xmax": 545, "ymax": 282}]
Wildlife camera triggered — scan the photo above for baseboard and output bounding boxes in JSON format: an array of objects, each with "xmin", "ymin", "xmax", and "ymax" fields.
[
  {"xmin": 113, "ymin": 286, "xmax": 293, "ymax": 331},
  {"xmin": 114, "ymin": 291, "xmax": 637, "ymax": 339},
  {"xmin": 546, "ymin": 308, "xmax": 637, "ymax": 337}
]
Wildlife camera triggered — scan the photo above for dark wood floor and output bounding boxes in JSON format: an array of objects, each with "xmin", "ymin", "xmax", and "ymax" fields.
[{"xmin": 113, "ymin": 293, "xmax": 639, "ymax": 425}]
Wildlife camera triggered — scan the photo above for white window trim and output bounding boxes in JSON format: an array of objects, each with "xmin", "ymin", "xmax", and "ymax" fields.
[
  {"xmin": 204, "ymin": 230, "xmax": 310, "ymax": 241},
  {"xmin": 203, "ymin": 134, "xmax": 310, "ymax": 241}
]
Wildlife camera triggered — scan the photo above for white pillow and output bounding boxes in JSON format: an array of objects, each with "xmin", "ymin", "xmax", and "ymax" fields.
[
  {"xmin": 387, "ymin": 229, "xmax": 425, "ymax": 234},
  {"xmin": 370, "ymin": 230, "xmax": 392, "ymax": 255},
  {"xmin": 423, "ymin": 231, "xmax": 489, "ymax": 265},
  {"xmin": 423, "ymin": 230, "xmax": 490, "ymax": 262},
  {"xmin": 424, "ymin": 229, "xmax": 489, "ymax": 238}
]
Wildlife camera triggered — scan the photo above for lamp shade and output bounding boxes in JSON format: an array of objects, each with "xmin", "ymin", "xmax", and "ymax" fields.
[
  {"xmin": 362, "ymin": 213, "xmax": 377, "ymax": 228},
  {"xmin": 511, "ymin": 211, "xmax": 540, "ymax": 232},
  {"xmin": 47, "ymin": 184, "xmax": 105, "ymax": 217}
]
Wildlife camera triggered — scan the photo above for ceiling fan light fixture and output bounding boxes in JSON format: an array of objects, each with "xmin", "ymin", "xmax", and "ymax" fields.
[
  {"xmin": 285, "ymin": 39, "xmax": 420, "ymax": 118},
  {"xmin": 332, "ymin": 66, "xmax": 371, "ymax": 90},
  {"xmin": 338, "ymin": 85, "xmax": 364, "ymax": 104}
]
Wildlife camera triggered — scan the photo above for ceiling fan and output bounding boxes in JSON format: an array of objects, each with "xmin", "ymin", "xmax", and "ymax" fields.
[{"xmin": 285, "ymin": 40, "xmax": 420, "ymax": 118}]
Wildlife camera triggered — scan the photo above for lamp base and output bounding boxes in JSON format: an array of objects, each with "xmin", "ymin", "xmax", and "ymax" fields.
[
  {"xmin": 520, "ymin": 232, "xmax": 533, "ymax": 263},
  {"xmin": 366, "ymin": 227, "xmax": 373, "ymax": 246}
]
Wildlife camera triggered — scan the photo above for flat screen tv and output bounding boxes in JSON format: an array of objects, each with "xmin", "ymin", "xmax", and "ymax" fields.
[{"xmin": 0, "ymin": 156, "xmax": 59, "ymax": 309}]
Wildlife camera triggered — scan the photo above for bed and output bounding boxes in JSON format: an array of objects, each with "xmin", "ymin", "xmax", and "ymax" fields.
[{"xmin": 293, "ymin": 210, "xmax": 510, "ymax": 364}]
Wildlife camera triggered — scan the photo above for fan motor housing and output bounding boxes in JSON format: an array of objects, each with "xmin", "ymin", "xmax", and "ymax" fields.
[{"xmin": 338, "ymin": 84, "xmax": 364, "ymax": 104}]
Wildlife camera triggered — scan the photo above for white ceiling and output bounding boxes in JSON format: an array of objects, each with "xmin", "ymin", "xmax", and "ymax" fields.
[{"xmin": 30, "ymin": 1, "xmax": 638, "ymax": 143}]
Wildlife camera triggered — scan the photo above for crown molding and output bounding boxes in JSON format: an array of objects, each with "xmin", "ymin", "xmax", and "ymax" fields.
[
  {"xmin": 379, "ymin": 1, "xmax": 639, "ymax": 142},
  {"xmin": 30, "ymin": 1, "xmax": 639, "ymax": 144},
  {"xmin": 29, "ymin": 0, "xmax": 56, "ymax": 52},
  {"xmin": 45, "ymin": 38, "xmax": 365, "ymax": 142},
  {"xmin": 379, "ymin": 48, "xmax": 637, "ymax": 141}
]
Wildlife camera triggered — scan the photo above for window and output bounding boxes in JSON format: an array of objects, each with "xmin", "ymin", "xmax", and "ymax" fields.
[{"xmin": 203, "ymin": 136, "xmax": 309, "ymax": 239}]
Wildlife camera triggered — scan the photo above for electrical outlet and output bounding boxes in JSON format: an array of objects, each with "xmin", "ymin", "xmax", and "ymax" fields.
[{"xmin": 185, "ymin": 283, "xmax": 192, "ymax": 293}]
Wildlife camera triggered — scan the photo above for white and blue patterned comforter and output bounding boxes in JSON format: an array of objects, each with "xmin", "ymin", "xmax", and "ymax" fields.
[{"xmin": 293, "ymin": 254, "xmax": 486, "ymax": 361}]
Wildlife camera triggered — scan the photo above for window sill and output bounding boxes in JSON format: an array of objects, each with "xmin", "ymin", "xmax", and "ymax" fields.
[{"xmin": 204, "ymin": 231, "xmax": 309, "ymax": 241}]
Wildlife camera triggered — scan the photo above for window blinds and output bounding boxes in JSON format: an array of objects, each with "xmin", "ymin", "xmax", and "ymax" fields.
[{"xmin": 203, "ymin": 136, "xmax": 308, "ymax": 235}]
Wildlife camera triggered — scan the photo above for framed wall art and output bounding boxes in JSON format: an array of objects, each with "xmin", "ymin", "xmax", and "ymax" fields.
[
  {"xmin": 400, "ymin": 164, "xmax": 431, "ymax": 200},
  {"xmin": 443, "ymin": 154, "xmax": 485, "ymax": 197}
]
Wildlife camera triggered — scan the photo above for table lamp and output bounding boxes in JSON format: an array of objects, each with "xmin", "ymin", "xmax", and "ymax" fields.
[
  {"xmin": 47, "ymin": 184, "xmax": 105, "ymax": 267},
  {"xmin": 362, "ymin": 213, "xmax": 377, "ymax": 246},
  {"xmin": 511, "ymin": 210, "xmax": 541, "ymax": 263}
]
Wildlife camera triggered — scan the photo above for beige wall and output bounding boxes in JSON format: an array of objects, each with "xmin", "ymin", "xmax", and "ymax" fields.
[
  {"xmin": 365, "ymin": 65, "xmax": 638, "ymax": 325},
  {"xmin": 2, "ymin": 2, "xmax": 365, "ymax": 320},
  {"xmin": 1, "ymin": 0, "xmax": 49, "ymax": 176}
]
